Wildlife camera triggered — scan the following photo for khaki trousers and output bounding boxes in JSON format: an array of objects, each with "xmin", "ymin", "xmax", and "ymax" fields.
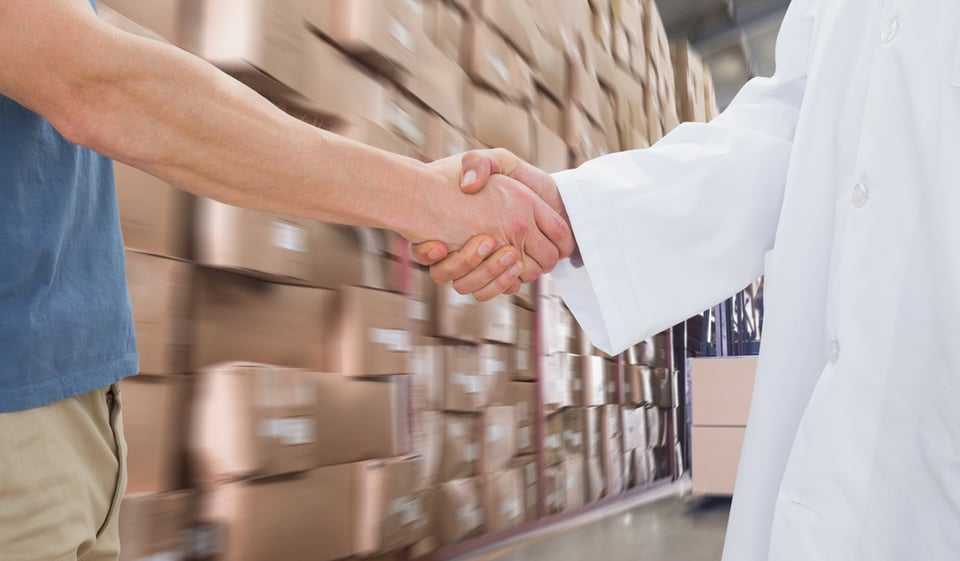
[{"xmin": 0, "ymin": 384, "xmax": 128, "ymax": 561}]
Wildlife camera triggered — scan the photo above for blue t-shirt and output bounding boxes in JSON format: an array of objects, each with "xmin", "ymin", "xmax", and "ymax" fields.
[{"xmin": 0, "ymin": 92, "xmax": 138, "ymax": 412}]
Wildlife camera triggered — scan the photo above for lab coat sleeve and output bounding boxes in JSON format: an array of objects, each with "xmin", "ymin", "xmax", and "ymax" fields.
[{"xmin": 551, "ymin": 0, "xmax": 821, "ymax": 355}]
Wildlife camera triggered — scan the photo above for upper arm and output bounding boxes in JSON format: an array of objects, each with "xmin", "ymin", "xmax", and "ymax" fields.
[{"xmin": 0, "ymin": 0, "xmax": 120, "ymax": 137}]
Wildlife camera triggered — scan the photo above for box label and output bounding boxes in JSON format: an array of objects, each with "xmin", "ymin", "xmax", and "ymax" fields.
[
  {"xmin": 525, "ymin": 462, "xmax": 536, "ymax": 484},
  {"xmin": 258, "ymin": 417, "xmax": 315, "ymax": 446},
  {"xmin": 518, "ymin": 426, "xmax": 531, "ymax": 450},
  {"xmin": 369, "ymin": 328, "xmax": 413, "ymax": 352},
  {"xmin": 485, "ymin": 358, "xmax": 507, "ymax": 375},
  {"xmin": 484, "ymin": 51, "xmax": 510, "ymax": 83},
  {"xmin": 545, "ymin": 434, "xmax": 560, "ymax": 450},
  {"xmin": 516, "ymin": 348, "xmax": 528, "ymax": 372},
  {"xmin": 408, "ymin": 300, "xmax": 428, "ymax": 321},
  {"xmin": 271, "ymin": 221, "xmax": 307, "ymax": 253},
  {"xmin": 488, "ymin": 424, "xmax": 504, "ymax": 443},
  {"xmin": 465, "ymin": 443, "xmax": 479, "ymax": 462},
  {"xmin": 459, "ymin": 506, "xmax": 483, "ymax": 530},
  {"xmin": 504, "ymin": 498, "xmax": 522, "ymax": 519},
  {"xmin": 455, "ymin": 373, "xmax": 480, "ymax": 394}
]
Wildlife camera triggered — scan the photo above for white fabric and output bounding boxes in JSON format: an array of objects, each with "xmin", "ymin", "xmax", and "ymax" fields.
[{"xmin": 551, "ymin": 1, "xmax": 960, "ymax": 559}]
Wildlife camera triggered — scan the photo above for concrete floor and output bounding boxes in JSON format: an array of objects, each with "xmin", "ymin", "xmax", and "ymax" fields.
[{"xmin": 477, "ymin": 492, "xmax": 731, "ymax": 561}]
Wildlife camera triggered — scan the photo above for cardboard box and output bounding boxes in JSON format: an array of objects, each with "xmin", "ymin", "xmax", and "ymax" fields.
[
  {"xmin": 533, "ymin": 117, "xmax": 570, "ymax": 174},
  {"xmin": 354, "ymin": 457, "xmax": 430, "ymax": 552},
  {"xmin": 422, "ymin": 0, "xmax": 465, "ymax": 63},
  {"xmin": 565, "ymin": 105, "xmax": 609, "ymax": 165},
  {"xmin": 481, "ymin": 406, "xmax": 516, "ymax": 473},
  {"xmin": 511, "ymin": 307, "xmax": 535, "ymax": 381},
  {"xmin": 582, "ymin": 406, "xmax": 600, "ymax": 458},
  {"xmin": 194, "ymin": 198, "xmax": 317, "ymax": 285},
  {"xmin": 192, "ymin": 268, "xmax": 331, "ymax": 370},
  {"xmin": 544, "ymin": 412, "xmax": 564, "ymax": 466},
  {"xmin": 652, "ymin": 367, "xmax": 677, "ymax": 408},
  {"xmin": 476, "ymin": 295, "xmax": 516, "ymax": 344},
  {"xmin": 561, "ymin": 408, "xmax": 586, "ymax": 457},
  {"xmin": 592, "ymin": 1, "xmax": 613, "ymax": 53},
  {"xmin": 190, "ymin": 363, "xmax": 317, "ymax": 484},
  {"xmin": 481, "ymin": 345, "xmax": 511, "ymax": 406},
  {"xmin": 623, "ymin": 407, "xmax": 648, "ymax": 451},
  {"xmin": 467, "ymin": 87, "xmax": 532, "ymax": 161},
  {"xmin": 100, "ymin": 0, "xmax": 181, "ymax": 42},
  {"xmin": 382, "ymin": 90, "xmax": 430, "ymax": 156},
  {"xmin": 534, "ymin": 87, "xmax": 564, "ymax": 137},
  {"xmin": 313, "ymin": 373, "xmax": 411, "ymax": 467},
  {"xmin": 509, "ymin": 455, "xmax": 539, "ymax": 522},
  {"xmin": 118, "ymin": 491, "xmax": 196, "ymax": 561},
  {"xmin": 423, "ymin": 114, "xmax": 470, "ymax": 162},
  {"xmin": 120, "ymin": 375, "xmax": 190, "ymax": 494},
  {"xmin": 543, "ymin": 354, "xmax": 572, "ymax": 413},
  {"xmin": 443, "ymin": 345, "xmax": 484, "ymax": 412},
  {"xmin": 464, "ymin": 21, "xmax": 534, "ymax": 103},
  {"xmin": 568, "ymin": 50, "xmax": 602, "ymax": 125},
  {"xmin": 414, "ymin": 410, "xmax": 443, "ymax": 487},
  {"xmin": 599, "ymin": 86, "xmax": 620, "ymax": 153},
  {"xmin": 125, "ymin": 250, "xmax": 192, "ymax": 375},
  {"xmin": 303, "ymin": 0, "xmax": 420, "ymax": 76},
  {"xmin": 401, "ymin": 36, "xmax": 468, "ymax": 130},
  {"xmin": 690, "ymin": 357, "xmax": 757, "ymax": 426},
  {"xmin": 473, "ymin": 0, "xmax": 538, "ymax": 63},
  {"xmin": 115, "ymin": 162, "xmax": 193, "ymax": 260},
  {"xmin": 562, "ymin": 455, "xmax": 585, "ymax": 510},
  {"xmin": 412, "ymin": 339, "xmax": 443, "ymax": 411},
  {"xmin": 544, "ymin": 465, "xmax": 565, "ymax": 514},
  {"xmin": 323, "ymin": 286, "xmax": 413, "ymax": 376},
  {"xmin": 604, "ymin": 362, "xmax": 620, "ymax": 404},
  {"xmin": 433, "ymin": 283, "xmax": 479, "ymax": 343},
  {"xmin": 572, "ymin": 355, "xmax": 607, "ymax": 407},
  {"xmin": 435, "ymin": 478, "xmax": 485, "ymax": 545},
  {"xmin": 624, "ymin": 365, "xmax": 649, "ymax": 405},
  {"xmin": 540, "ymin": 297, "xmax": 572, "ymax": 355},
  {"xmin": 671, "ymin": 41, "xmax": 706, "ymax": 123},
  {"xmin": 481, "ymin": 470, "xmax": 524, "ymax": 533},
  {"xmin": 600, "ymin": 404, "xmax": 621, "ymax": 445},
  {"xmin": 504, "ymin": 381, "xmax": 534, "ymax": 429},
  {"xmin": 531, "ymin": 32, "xmax": 568, "ymax": 102},
  {"xmin": 584, "ymin": 455, "xmax": 604, "ymax": 502},
  {"xmin": 441, "ymin": 414, "xmax": 481, "ymax": 481},
  {"xmin": 645, "ymin": 406, "xmax": 661, "ymax": 449},
  {"xmin": 602, "ymin": 437, "xmax": 625, "ymax": 496}
]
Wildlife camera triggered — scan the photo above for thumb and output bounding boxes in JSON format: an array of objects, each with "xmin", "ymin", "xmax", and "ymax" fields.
[{"xmin": 459, "ymin": 150, "xmax": 504, "ymax": 194}]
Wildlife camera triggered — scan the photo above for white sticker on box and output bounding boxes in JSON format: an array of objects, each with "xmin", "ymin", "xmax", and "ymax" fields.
[
  {"xmin": 607, "ymin": 381, "xmax": 614, "ymax": 393},
  {"xmin": 519, "ymin": 426, "xmax": 531, "ymax": 450},
  {"xmin": 143, "ymin": 553, "xmax": 183, "ymax": 561},
  {"xmin": 488, "ymin": 425, "xmax": 504, "ymax": 443},
  {"xmin": 504, "ymin": 498, "xmax": 522, "ymax": 519},
  {"xmin": 389, "ymin": 17, "xmax": 415, "ymax": 52},
  {"xmin": 271, "ymin": 221, "xmax": 307, "ymax": 253},
  {"xmin": 465, "ymin": 443, "xmax": 479, "ymax": 462},
  {"xmin": 259, "ymin": 418, "xmax": 314, "ymax": 446},
  {"xmin": 485, "ymin": 51, "xmax": 511, "ymax": 83},
  {"xmin": 459, "ymin": 506, "xmax": 482, "ymax": 530},
  {"xmin": 525, "ymin": 462, "xmax": 536, "ymax": 484},
  {"xmin": 369, "ymin": 328, "xmax": 412, "ymax": 352},
  {"xmin": 388, "ymin": 102, "xmax": 426, "ymax": 147},
  {"xmin": 455, "ymin": 373, "xmax": 480, "ymax": 394},
  {"xmin": 545, "ymin": 435, "xmax": 560, "ymax": 449},
  {"xmin": 449, "ymin": 422, "xmax": 466, "ymax": 438},
  {"xmin": 485, "ymin": 358, "xmax": 507, "ymax": 375},
  {"xmin": 526, "ymin": 486, "xmax": 536, "ymax": 507},
  {"xmin": 408, "ymin": 300, "xmax": 428, "ymax": 321},
  {"xmin": 573, "ymin": 377, "xmax": 582, "ymax": 391},
  {"xmin": 517, "ymin": 401, "xmax": 529, "ymax": 423},
  {"xmin": 189, "ymin": 526, "xmax": 223, "ymax": 558}
]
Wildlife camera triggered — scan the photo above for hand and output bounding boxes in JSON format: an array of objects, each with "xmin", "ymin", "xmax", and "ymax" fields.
[
  {"xmin": 404, "ymin": 151, "xmax": 574, "ymax": 288},
  {"xmin": 411, "ymin": 149, "xmax": 575, "ymax": 295}
]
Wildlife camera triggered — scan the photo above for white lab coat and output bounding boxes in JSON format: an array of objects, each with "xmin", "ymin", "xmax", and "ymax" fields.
[{"xmin": 552, "ymin": 0, "xmax": 960, "ymax": 559}]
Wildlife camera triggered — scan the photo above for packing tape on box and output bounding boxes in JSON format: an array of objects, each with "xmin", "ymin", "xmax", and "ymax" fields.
[
  {"xmin": 408, "ymin": 300, "xmax": 428, "ymax": 321},
  {"xmin": 258, "ymin": 418, "xmax": 315, "ymax": 446},
  {"xmin": 516, "ymin": 348, "xmax": 528, "ymax": 372},
  {"xmin": 488, "ymin": 424, "xmax": 504, "ymax": 443},
  {"xmin": 525, "ymin": 462, "xmax": 536, "ymax": 484},
  {"xmin": 516, "ymin": 401, "xmax": 528, "ymax": 423},
  {"xmin": 519, "ymin": 426, "xmax": 531, "ymax": 450},
  {"xmin": 389, "ymin": 17, "xmax": 415, "ymax": 53},
  {"xmin": 526, "ymin": 486, "xmax": 536, "ymax": 508},
  {"xmin": 270, "ymin": 220, "xmax": 307, "ymax": 253},
  {"xmin": 369, "ymin": 328, "xmax": 413, "ymax": 352},
  {"xmin": 465, "ymin": 443, "xmax": 479, "ymax": 462},
  {"xmin": 454, "ymin": 373, "xmax": 481, "ymax": 394}
]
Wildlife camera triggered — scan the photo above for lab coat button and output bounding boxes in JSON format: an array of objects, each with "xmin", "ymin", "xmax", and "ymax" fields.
[
  {"xmin": 852, "ymin": 182, "xmax": 870, "ymax": 208},
  {"xmin": 880, "ymin": 17, "xmax": 899, "ymax": 43},
  {"xmin": 828, "ymin": 340, "xmax": 841, "ymax": 364}
]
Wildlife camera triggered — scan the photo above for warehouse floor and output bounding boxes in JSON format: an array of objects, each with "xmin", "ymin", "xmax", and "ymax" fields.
[{"xmin": 470, "ymin": 485, "xmax": 731, "ymax": 561}]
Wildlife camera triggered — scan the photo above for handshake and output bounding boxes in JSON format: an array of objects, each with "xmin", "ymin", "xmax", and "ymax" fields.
[{"xmin": 402, "ymin": 149, "xmax": 577, "ymax": 300}]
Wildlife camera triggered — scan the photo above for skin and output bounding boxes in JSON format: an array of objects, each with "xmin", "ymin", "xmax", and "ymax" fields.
[
  {"xmin": 0, "ymin": 0, "xmax": 575, "ymax": 268},
  {"xmin": 412, "ymin": 149, "xmax": 576, "ymax": 299}
]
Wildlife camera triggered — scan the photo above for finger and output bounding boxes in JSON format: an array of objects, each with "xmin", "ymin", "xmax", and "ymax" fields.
[
  {"xmin": 504, "ymin": 280, "xmax": 522, "ymax": 296},
  {"xmin": 521, "ymin": 229, "xmax": 561, "ymax": 276},
  {"xmin": 459, "ymin": 151, "xmax": 503, "ymax": 194},
  {"xmin": 452, "ymin": 247, "xmax": 521, "ymax": 295},
  {"xmin": 473, "ymin": 259, "xmax": 525, "ymax": 301},
  {"xmin": 518, "ymin": 258, "xmax": 544, "ymax": 284},
  {"xmin": 533, "ymin": 199, "xmax": 576, "ymax": 260},
  {"xmin": 428, "ymin": 234, "xmax": 498, "ymax": 284},
  {"xmin": 410, "ymin": 240, "xmax": 449, "ymax": 266}
]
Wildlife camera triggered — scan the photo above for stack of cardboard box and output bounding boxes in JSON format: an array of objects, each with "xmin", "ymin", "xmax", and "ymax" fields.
[
  {"xmin": 98, "ymin": 0, "xmax": 705, "ymax": 556},
  {"xmin": 671, "ymin": 41, "xmax": 707, "ymax": 124}
]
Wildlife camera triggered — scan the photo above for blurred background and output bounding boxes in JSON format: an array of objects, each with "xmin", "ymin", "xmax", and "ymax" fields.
[{"xmin": 100, "ymin": 1, "xmax": 779, "ymax": 561}]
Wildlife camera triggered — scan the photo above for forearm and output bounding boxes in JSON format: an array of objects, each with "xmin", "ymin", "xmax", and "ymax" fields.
[{"xmin": 31, "ymin": 11, "xmax": 433, "ymax": 235}]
